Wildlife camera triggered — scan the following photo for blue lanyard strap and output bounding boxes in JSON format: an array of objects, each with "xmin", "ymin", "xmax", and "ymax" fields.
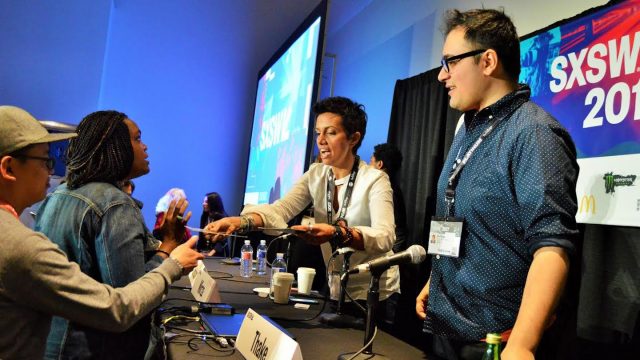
[
  {"xmin": 445, "ymin": 114, "xmax": 500, "ymax": 217},
  {"xmin": 444, "ymin": 90, "xmax": 529, "ymax": 217}
]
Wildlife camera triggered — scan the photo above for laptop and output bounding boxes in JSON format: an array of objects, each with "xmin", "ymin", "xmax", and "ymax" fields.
[
  {"xmin": 200, "ymin": 312, "xmax": 246, "ymax": 337},
  {"xmin": 200, "ymin": 312, "xmax": 296, "ymax": 340}
]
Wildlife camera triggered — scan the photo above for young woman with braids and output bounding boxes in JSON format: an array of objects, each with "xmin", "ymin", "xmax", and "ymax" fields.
[{"xmin": 35, "ymin": 110, "xmax": 192, "ymax": 360}]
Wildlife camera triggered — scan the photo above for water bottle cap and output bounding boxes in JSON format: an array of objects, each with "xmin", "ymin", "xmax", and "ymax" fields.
[
  {"xmin": 244, "ymin": 240, "xmax": 251, "ymax": 245},
  {"xmin": 276, "ymin": 252, "xmax": 284, "ymax": 258},
  {"xmin": 260, "ymin": 240, "xmax": 267, "ymax": 245}
]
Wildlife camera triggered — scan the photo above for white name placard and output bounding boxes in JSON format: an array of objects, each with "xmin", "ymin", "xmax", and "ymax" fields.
[
  {"xmin": 188, "ymin": 260, "xmax": 221, "ymax": 303},
  {"xmin": 236, "ymin": 308, "xmax": 302, "ymax": 360}
]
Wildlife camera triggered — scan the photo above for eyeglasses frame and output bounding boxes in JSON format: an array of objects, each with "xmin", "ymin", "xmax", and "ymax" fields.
[
  {"xmin": 14, "ymin": 155, "xmax": 55, "ymax": 171},
  {"xmin": 441, "ymin": 49, "xmax": 488, "ymax": 73}
]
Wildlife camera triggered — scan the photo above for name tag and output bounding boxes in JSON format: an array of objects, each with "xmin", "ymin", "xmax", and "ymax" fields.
[
  {"xmin": 188, "ymin": 260, "xmax": 221, "ymax": 303},
  {"xmin": 427, "ymin": 217, "xmax": 463, "ymax": 258},
  {"xmin": 236, "ymin": 308, "xmax": 302, "ymax": 360}
]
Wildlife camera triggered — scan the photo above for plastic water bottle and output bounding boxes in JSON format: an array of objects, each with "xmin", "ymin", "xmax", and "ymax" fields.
[
  {"xmin": 270, "ymin": 252, "xmax": 287, "ymax": 296},
  {"xmin": 240, "ymin": 240, "xmax": 253, "ymax": 278},
  {"xmin": 256, "ymin": 240, "xmax": 267, "ymax": 275}
]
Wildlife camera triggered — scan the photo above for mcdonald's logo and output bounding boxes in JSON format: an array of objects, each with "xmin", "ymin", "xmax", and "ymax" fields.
[{"xmin": 579, "ymin": 195, "xmax": 596, "ymax": 214}]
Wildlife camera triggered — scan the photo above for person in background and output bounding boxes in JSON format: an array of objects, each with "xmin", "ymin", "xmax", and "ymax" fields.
[
  {"xmin": 370, "ymin": 143, "xmax": 407, "ymax": 253},
  {"xmin": 198, "ymin": 191, "xmax": 229, "ymax": 255},
  {"xmin": 206, "ymin": 96, "xmax": 400, "ymax": 323},
  {"xmin": 415, "ymin": 9, "xmax": 578, "ymax": 360},
  {"xmin": 0, "ymin": 105, "xmax": 202, "ymax": 359},
  {"xmin": 370, "ymin": 142, "xmax": 408, "ymax": 330},
  {"xmin": 35, "ymin": 110, "xmax": 195, "ymax": 359},
  {"xmin": 153, "ymin": 188, "xmax": 192, "ymax": 242}
]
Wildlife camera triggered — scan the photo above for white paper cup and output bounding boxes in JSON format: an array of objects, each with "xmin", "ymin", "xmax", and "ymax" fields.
[
  {"xmin": 296, "ymin": 267, "xmax": 316, "ymax": 295},
  {"xmin": 272, "ymin": 272, "xmax": 294, "ymax": 304}
]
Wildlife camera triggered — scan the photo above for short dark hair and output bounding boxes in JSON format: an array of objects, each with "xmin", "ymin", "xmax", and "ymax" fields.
[
  {"xmin": 313, "ymin": 96, "xmax": 367, "ymax": 154},
  {"xmin": 373, "ymin": 143, "xmax": 403, "ymax": 178},
  {"xmin": 442, "ymin": 8, "xmax": 520, "ymax": 81},
  {"xmin": 65, "ymin": 110, "xmax": 133, "ymax": 189}
]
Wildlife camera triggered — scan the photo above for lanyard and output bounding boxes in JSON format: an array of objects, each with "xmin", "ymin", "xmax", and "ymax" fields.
[
  {"xmin": 326, "ymin": 156, "xmax": 360, "ymax": 224},
  {"xmin": 444, "ymin": 89, "xmax": 529, "ymax": 218},
  {"xmin": 445, "ymin": 114, "xmax": 500, "ymax": 218}
]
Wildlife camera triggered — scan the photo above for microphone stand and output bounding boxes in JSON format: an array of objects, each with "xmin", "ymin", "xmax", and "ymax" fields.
[
  {"xmin": 337, "ymin": 272, "xmax": 389, "ymax": 360},
  {"xmin": 285, "ymin": 234, "xmax": 292, "ymax": 270},
  {"xmin": 336, "ymin": 250, "xmax": 352, "ymax": 315},
  {"xmin": 320, "ymin": 251, "xmax": 364, "ymax": 329},
  {"xmin": 364, "ymin": 274, "xmax": 379, "ymax": 354}
]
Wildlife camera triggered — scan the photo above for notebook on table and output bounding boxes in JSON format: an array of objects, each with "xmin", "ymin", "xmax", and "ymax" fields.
[
  {"xmin": 200, "ymin": 312, "xmax": 296, "ymax": 340},
  {"xmin": 200, "ymin": 313, "xmax": 246, "ymax": 337}
]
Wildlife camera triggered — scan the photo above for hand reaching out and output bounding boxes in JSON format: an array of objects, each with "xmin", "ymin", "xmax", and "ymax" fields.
[
  {"xmin": 290, "ymin": 223, "xmax": 335, "ymax": 246},
  {"xmin": 170, "ymin": 236, "xmax": 204, "ymax": 274},
  {"xmin": 158, "ymin": 198, "xmax": 191, "ymax": 249},
  {"xmin": 204, "ymin": 216, "xmax": 241, "ymax": 242}
]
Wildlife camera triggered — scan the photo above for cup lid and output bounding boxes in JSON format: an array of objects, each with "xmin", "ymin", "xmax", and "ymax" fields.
[
  {"xmin": 297, "ymin": 267, "xmax": 316, "ymax": 274},
  {"xmin": 273, "ymin": 272, "xmax": 294, "ymax": 280}
]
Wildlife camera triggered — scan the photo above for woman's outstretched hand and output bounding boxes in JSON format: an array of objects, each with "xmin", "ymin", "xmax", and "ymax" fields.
[
  {"xmin": 290, "ymin": 223, "xmax": 335, "ymax": 245},
  {"xmin": 204, "ymin": 216, "xmax": 241, "ymax": 242}
]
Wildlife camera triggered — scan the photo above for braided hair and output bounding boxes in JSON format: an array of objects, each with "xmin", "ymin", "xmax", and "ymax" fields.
[{"xmin": 66, "ymin": 110, "xmax": 134, "ymax": 189}]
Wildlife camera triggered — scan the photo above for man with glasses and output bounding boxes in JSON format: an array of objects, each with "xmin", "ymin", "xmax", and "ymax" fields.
[
  {"xmin": 415, "ymin": 9, "xmax": 579, "ymax": 360},
  {"xmin": 0, "ymin": 105, "xmax": 203, "ymax": 359},
  {"xmin": 14, "ymin": 154, "xmax": 55, "ymax": 170}
]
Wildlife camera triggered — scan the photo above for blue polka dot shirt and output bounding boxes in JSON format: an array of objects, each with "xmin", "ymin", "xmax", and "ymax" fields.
[{"xmin": 425, "ymin": 85, "xmax": 579, "ymax": 341}]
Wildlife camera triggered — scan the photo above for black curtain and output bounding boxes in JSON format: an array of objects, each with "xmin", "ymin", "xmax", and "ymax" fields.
[
  {"xmin": 574, "ymin": 224, "xmax": 640, "ymax": 359},
  {"xmin": 387, "ymin": 68, "xmax": 460, "ymax": 250},
  {"xmin": 385, "ymin": 67, "xmax": 461, "ymax": 347}
]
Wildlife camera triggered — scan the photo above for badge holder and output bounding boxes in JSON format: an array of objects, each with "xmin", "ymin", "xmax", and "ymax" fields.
[{"xmin": 428, "ymin": 188, "xmax": 463, "ymax": 258}]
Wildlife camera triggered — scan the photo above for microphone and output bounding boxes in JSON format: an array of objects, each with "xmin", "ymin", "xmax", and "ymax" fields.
[{"xmin": 346, "ymin": 245, "xmax": 426, "ymax": 275}]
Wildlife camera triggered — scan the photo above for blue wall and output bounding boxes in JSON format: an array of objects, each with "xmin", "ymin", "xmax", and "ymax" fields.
[
  {"xmin": 0, "ymin": 0, "xmax": 606, "ymax": 226},
  {"xmin": 97, "ymin": 1, "xmax": 255, "ymax": 223},
  {"xmin": 0, "ymin": 0, "xmax": 111, "ymax": 121},
  {"xmin": 0, "ymin": 0, "xmax": 319, "ymax": 226},
  {"xmin": 328, "ymin": 26, "xmax": 414, "ymax": 162},
  {"xmin": 323, "ymin": 0, "xmax": 606, "ymax": 162}
]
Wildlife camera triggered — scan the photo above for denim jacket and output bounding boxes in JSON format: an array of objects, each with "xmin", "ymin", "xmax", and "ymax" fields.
[{"xmin": 35, "ymin": 182, "xmax": 163, "ymax": 360}]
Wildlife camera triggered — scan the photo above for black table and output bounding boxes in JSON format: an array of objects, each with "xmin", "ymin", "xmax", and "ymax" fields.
[{"xmin": 162, "ymin": 257, "xmax": 427, "ymax": 359}]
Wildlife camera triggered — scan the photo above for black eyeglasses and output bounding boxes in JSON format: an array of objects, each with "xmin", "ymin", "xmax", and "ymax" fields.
[
  {"xmin": 440, "ymin": 49, "xmax": 487, "ymax": 73},
  {"xmin": 16, "ymin": 155, "xmax": 55, "ymax": 171}
]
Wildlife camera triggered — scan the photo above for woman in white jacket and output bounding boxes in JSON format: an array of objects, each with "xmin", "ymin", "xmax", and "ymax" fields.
[{"xmin": 206, "ymin": 96, "xmax": 399, "ymax": 310}]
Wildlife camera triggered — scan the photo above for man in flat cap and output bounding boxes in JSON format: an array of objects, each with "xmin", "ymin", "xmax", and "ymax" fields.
[{"xmin": 0, "ymin": 105, "xmax": 203, "ymax": 359}]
